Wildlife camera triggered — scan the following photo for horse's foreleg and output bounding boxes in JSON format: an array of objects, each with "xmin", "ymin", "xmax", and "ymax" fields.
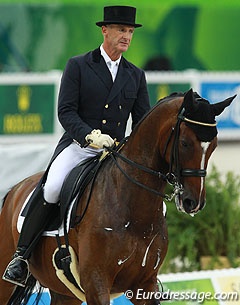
[
  {"xmin": 50, "ymin": 290, "xmax": 82, "ymax": 305},
  {"xmin": 130, "ymin": 277, "xmax": 164, "ymax": 305},
  {"xmin": 80, "ymin": 269, "xmax": 111, "ymax": 305},
  {"xmin": 85, "ymin": 292, "xmax": 110, "ymax": 305}
]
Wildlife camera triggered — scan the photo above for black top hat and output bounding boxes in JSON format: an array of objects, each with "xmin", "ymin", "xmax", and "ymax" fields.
[{"xmin": 96, "ymin": 6, "xmax": 142, "ymax": 28}]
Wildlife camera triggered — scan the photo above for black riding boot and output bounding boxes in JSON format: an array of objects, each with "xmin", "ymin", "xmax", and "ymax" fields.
[{"xmin": 2, "ymin": 187, "xmax": 58, "ymax": 287}]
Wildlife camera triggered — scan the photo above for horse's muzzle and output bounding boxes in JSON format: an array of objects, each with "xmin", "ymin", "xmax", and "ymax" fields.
[
  {"xmin": 175, "ymin": 193, "xmax": 206, "ymax": 215},
  {"xmin": 183, "ymin": 197, "xmax": 205, "ymax": 214}
]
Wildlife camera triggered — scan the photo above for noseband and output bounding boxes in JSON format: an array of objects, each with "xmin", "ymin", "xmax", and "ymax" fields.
[{"xmin": 105, "ymin": 105, "xmax": 216, "ymax": 200}]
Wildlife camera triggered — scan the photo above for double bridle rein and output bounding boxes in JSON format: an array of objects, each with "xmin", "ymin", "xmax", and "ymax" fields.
[{"xmin": 106, "ymin": 106, "xmax": 216, "ymax": 201}]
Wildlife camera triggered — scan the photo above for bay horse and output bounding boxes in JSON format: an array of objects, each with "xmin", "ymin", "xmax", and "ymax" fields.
[{"xmin": 0, "ymin": 89, "xmax": 235, "ymax": 305}]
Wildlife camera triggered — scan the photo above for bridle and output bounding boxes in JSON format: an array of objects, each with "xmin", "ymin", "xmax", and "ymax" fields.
[
  {"xmin": 165, "ymin": 107, "xmax": 212, "ymax": 184},
  {"xmin": 105, "ymin": 105, "xmax": 216, "ymax": 201}
]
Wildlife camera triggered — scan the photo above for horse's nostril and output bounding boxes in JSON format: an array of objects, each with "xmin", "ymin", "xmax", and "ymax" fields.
[{"xmin": 183, "ymin": 198, "xmax": 196, "ymax": 213}]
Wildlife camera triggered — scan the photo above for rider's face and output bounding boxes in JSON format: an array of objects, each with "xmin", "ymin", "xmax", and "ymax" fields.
[{"xmin": 102, "ymin": 24, "xmax": 134, "ymax": 60}]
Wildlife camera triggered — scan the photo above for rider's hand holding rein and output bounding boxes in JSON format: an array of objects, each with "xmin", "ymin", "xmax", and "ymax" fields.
[{"xmin": 85, "ymin": 129, "xmax": 114, "ymax": 149}]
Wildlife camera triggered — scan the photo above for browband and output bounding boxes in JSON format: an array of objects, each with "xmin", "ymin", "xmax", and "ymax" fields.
[{"xmin": 182, "ymin": 117, "xmax": 217, "ymax": 127}]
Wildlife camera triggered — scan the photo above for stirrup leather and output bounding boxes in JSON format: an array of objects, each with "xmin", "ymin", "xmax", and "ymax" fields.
[{"xmin": 2, "ymin": 256, "xmax": 30, "ymax": 287}]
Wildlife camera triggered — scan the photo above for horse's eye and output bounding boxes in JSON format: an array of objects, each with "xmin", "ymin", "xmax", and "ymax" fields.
[{"xmin": 181, "ymin": 140, "xmax": 188, "ymax": 147}]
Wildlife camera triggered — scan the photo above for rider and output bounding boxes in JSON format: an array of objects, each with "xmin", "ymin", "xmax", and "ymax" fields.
[{"xmin": 2, "ymin": 5, "xmax": 150, "ymax": 287}]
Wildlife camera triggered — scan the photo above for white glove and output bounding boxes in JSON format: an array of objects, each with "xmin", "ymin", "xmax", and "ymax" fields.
[{"xmin": 85, "ymin": 129, "xmax": 114, "ymax": 149}]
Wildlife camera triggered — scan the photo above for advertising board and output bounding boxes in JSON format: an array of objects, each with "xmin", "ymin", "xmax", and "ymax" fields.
[
  {"xmin": 200, "ymin": 81, "xmax": 240, "ymax": 140},
  {"xmin": 0, "ymin": 72, "xmax": 62, "ymax": 142}
]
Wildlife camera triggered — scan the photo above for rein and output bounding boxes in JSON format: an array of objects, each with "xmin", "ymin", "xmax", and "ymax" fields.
[
  {"xmin": 105, "ymin": 104, "xmax": 213, "ymax": 200},
  {"xmin": 107, "ymin": 147, "xmax": 169, "ymax": 199}
]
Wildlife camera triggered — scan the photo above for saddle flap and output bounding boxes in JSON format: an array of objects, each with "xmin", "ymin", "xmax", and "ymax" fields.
[{"xmin": 59, "ymin": 153, "xmax": 102, "ymax": 225}]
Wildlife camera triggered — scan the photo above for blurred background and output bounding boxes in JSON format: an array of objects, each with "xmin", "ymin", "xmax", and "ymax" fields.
[
  {"xmin": 0, "ymin": 0, "xmax": 240, "ymax": 304},
  {"xmin": 1, "ymin": 0, "xmax": 240, "ymax": 72}
]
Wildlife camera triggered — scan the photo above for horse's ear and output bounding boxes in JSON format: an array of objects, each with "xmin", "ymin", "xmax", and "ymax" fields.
[
  {"xmin": 183, "ymin": 88, "xmax": 197, "ymax": 111},
  {"xmin": 211, "ymin": 94, "xmax": 237, "ymax": 116}
]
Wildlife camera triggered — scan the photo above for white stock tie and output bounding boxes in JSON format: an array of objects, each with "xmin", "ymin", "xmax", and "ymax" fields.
[{"xmin": 108, "ymin": 61, "xmax": 118, "ymax": 81}]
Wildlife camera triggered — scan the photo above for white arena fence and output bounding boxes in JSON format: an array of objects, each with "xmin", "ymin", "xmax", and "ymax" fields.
[{"xmin": 0, "ymin": 70, "xmax": 240, "ymax": 142}]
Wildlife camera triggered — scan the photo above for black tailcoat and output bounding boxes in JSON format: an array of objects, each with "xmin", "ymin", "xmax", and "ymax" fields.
[
  {"xmin": 42, "ymin": 47, "xmax": 150, "ymax": 182},
  {"xmin": 54, "ymin": 47, "xmax": 150, "ymax": 154}
]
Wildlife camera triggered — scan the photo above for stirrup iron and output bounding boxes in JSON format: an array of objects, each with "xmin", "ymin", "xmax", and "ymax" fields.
[{"xmin": 2, "ymin": 256, "xmax": 30, "ymax": 287}]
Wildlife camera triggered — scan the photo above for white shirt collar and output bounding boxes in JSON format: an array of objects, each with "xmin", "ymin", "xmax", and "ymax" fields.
[{"xmin": 100, "ymin": 44, "xmax": 121, "ymax": 66}]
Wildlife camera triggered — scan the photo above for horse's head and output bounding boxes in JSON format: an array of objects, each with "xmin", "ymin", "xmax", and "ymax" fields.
[{"xmin": 163, "ymin": 89, "xmax": 236, "ymax": 215}]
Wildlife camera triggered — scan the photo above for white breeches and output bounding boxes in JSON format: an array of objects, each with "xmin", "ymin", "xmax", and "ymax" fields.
[{"xmin": 43, "ymin": 142, "xmax": 102, "ymax": 203}]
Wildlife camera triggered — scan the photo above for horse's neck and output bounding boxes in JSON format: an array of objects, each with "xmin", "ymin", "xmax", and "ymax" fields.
[
  {"xmin": 123, "ymin": 122, "xmax": 168, "ymax": 175},
  {"xmin": 120, "ymin": 139, "xmax": 167, "ymax": 231},
  {"xmin": 119, "ymin": 103, "xmax": 176, "ymax": 229}
]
